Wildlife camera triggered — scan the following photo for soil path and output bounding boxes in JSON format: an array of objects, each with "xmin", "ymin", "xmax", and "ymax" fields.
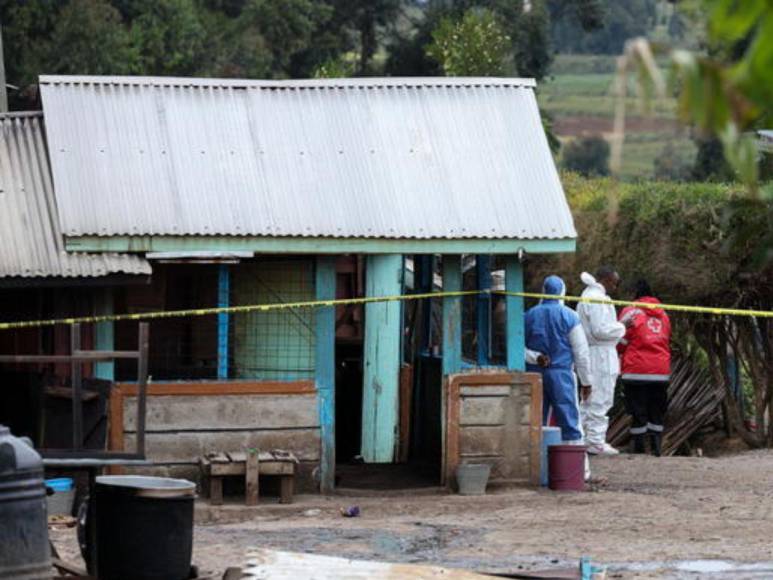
[{"xmin": 50, "ymin": 451, "xmax": 773, "ymax": 578}]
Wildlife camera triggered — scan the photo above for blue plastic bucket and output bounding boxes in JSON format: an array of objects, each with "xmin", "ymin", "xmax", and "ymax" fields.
[
  {"xmin": 46, "ymin": 478, "xmax": 74, "ymax": 492},
  {"xmin": 540, "ymin": 427, "xmax": 562, "ymax": 486}
]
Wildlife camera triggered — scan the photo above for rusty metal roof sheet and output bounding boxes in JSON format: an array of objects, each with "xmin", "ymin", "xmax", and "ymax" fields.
[
  {"xmin": 39, "ymin": 75, "xmax": 576, "ymax": 241},
  {"xmin": 0, "ymin": 112, "xmax": 151, "ymax": 279}
]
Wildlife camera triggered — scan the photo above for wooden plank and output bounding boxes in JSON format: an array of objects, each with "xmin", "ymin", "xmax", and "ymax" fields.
[
  {"xmin": 123, "ymin": 429, "xmax": 321, "ymax": 463},
  {"xmin": 210, "ymin": 476, "xmax": 223, "ymax": 505},
  {"xmin": 505, "ymin": 255, "xmax": 525, "ymax": 371},
  {"xmin": 45, "ymin": 386, "xmax": 99, "ymax": 401},
  {"xmin": 116, "ymin": 380, "xmax": 316, "ymax": 398},
  {"xmin": 260, "ymin": 462, "xmax": 295, "ymax": 476},
  {"xmin": 279, "ymin": 475, "xmax": 294, "ymax": 504},
  {"xmin": 242, "ymin": 549, "xmax": 496, "ymax": 579},
  {"xmin": 210, "ymin": 463, "xmax": 245, "ymax": 476},
  {"xmin": 245, "ymin": 450, "xmax": 259, "ymax": 506},
  {"xmin": 228, "ymin": 451, "xmax": 246, "ymax": 462},
  {"xmin": 460, "ymin": 385, "xmax": 511, "ymax": 397},
  {"xmin": 103, "ymin": 386, "xmax": 128, "ymax": 476},
  {"xmin": 122, "ymin": 394, "xmax": 319, "ymax": 431},
  {"xmin": 398, "ymin": 364, "xmax": 414, "ymax": 463},
  {"xmin": 443, "ymin": 376, "xmax": 461, "ymax": 487},
  {"xmin": 362, "ymin": 254, "xmax": 403, "ymax": 463},
  {"xmin": 315, "ymin": 255, "xmax": 336, "ymax": 494},
  {"xmin": 459, "ymin": 396, "xmax": 507, "ymax": 426}
]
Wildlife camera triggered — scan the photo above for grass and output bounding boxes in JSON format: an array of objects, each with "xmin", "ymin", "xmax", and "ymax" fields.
[
  {"xmin": 544, "ymin": 54, "xmax": 693, "ymax": 180},
  {"xmin": 537, "ymin": 73, "xmax": 677, "ymax": 119}
]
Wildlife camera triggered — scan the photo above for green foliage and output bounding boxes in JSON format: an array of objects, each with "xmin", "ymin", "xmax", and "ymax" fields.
[
  {"xmin": 653, "ymin": 141, "xmax": 692, "ymax": 182},
  {"xmin": 129, "ymin": 0, "xmax": 206, "ymax": 75},
  {"xmin": 691, "ymin": 137, "xmax": 736, "ymax": 182},
  {"xmin": 660, "ymin": 1, "xmax": 773, "ymax": 198},
  {"xmin": 534, "ymin": 174, "xmax": 773, "ymax": 307},
  {"xmin": 45, "ymin": 0, "xmax": 136, "ymax": 75},
  {"xmin": 562, "ymin": 136, "xmax": 610, "ymax": 177},
  {"xmin": 426, "ymin": 8, "xmax": 510, "ymax": 77},
  {"xmin": 550, "ymin": 0, "xmax": 656, "ymax": 55},
  {"xmin": 532, "ymin": 175, "xmax": 773, "ymax": 445},
  {"xmin": 236, "ymin": 0, "xmax": 332, "ymax": 77},
  {"xmin": 514, "ymin": 0, "xmax": 551, "ymax": 81},
  {"xmin": 313, "ymin": 55, "xmax": 356, "ymax": 78}
]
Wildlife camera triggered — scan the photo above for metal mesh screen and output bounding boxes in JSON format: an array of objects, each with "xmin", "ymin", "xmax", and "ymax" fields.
[{"xmin": 230, "ymin": 259, "xmax": 316, "ymax": 380}]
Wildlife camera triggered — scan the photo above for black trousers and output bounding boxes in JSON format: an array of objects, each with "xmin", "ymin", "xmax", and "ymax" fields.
[{"xmin": 623, "ymin": 379, "xmax": 668, "ymax": 435}]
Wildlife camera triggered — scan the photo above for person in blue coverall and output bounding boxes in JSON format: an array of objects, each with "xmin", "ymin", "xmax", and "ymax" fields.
[{"xmin": 525, "ymin": 275, "xmax": 593, "ymax": 445}]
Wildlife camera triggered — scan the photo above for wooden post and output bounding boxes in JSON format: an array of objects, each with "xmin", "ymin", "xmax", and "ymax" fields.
[
  {"xmin": 245, "ymin": 449, "xmax": 259, "ymax": 506},
  {"xmin": 217, "ymin": 264, "xmax": 230, "ymax": 380},
  {"xmin": 505, "ymin": 255, "xmax": 525, "ymax": 371},
  {"xmin": 94, "ymin": 288, "xmax": 115, "ymax": 381},
  {"xmin": 442, "ymin": 255, "xmax": 462, "ymax": 377},
  {"xmin": 136, "ymin": 323, "xmax": 150, "ymax": 457},
  {"xmin": 71, "ymin": 324, "xmax": 83, "ymax": 449},
  {"xmin": 0, "ymin": 26, "xmax": 7, "ymax": 113},
  {"xmin": 315, "ymin": 256, "xmax": 336, "ymax": 493},
  {"xmin": 476, "ymin": 255, "xmax": 491, "ymax": 366},
  {"xmin": 362, "ymin": 254, "xmax": 403, "ymax": 463}
]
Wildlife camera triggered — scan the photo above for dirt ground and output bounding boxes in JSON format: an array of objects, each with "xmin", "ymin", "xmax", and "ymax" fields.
[{"xmin": 50, "ymin": 450, "xmax": 773, "ymax": 579}]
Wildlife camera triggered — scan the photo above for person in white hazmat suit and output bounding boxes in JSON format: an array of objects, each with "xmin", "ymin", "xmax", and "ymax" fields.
[{"xmin": 578, "ymin": 267, "xmax": 626, "ymax": 456}]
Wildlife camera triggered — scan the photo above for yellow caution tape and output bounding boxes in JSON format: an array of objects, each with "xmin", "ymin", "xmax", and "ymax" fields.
[
  {"xmin": 495, "ymin": 291, "xmax": 773, "ymax": 319},
  {"xmin": 0, "ymin": 288, "xmax": 771, "ymax": 331},
  {"xmin": 0, "ymin": 290, "xmax": 481, "ymax": 330}
]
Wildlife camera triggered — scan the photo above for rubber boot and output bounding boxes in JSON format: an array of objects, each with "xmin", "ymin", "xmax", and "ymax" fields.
[
  {"xmin": 631, "ymin": 434, "xmax": 646, "ymax": 454},
  {"xmin": 649, "ymin": 432, "xmax": 662, "ymax": 457}
]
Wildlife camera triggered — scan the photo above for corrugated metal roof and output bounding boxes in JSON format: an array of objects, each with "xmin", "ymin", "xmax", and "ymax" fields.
[
  {"xmin": 39, "ymin": 75, "xmax": 576, "ymax": 241},
  {"xmin": 0, "ymin": 112, "xmax": 151, "ymax": 279}
]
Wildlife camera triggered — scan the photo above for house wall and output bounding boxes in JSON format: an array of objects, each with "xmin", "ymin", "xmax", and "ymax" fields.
[{"xmin": 111, "ymin": 381, "xmax": 321, "ymax": 490}]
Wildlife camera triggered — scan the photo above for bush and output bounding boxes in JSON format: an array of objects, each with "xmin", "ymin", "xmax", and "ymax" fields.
[
  {"xmin": 653, "ymin": 142, "xmax": 693, "ymax": 181},
  {"xmin": 529, "ymin": 174, "xmax": 773, "ymax": 447},
  {"xmin": 562, "ymin": 136, "xmax": 610, "ymax": 176}
]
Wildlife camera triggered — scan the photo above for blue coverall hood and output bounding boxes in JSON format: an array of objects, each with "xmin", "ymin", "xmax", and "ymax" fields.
[{"xmin": 542, "ymin": 275, "xmax": 566, "ymax": 303}]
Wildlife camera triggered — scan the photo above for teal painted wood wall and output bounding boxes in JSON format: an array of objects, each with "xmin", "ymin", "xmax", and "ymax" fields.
[
  {"xmin": 315, "ymin": 256, "xmax": 336, "ymax": 492},
  {"xmin": 505, "ymin": 256, "xmax": 525, "ymax": 371},
  {"xmin": 442, "ymin": 255, "xmax": 462, "ymax": 376},
  {"xmin": 94, "ymin": 288, "xmax": 114, "ymax": 380},
  {"xmin": 361, "ymin": 254, "xmax": 403, "ymax": 463}
]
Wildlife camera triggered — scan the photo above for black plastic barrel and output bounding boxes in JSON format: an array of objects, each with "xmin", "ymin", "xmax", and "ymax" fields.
[
  {"xmin": 0, "ymin": 425, "xmax": 50, "ymax": 580},
  {"xmin": 95, "ymin": 475, "xmax": 195, "ymax": 580}
]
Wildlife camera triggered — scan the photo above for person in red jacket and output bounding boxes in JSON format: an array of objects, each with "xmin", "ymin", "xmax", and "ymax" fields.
[{"xmin": 618, "ymin": 280, "xmax": 671, "ymax": 456}]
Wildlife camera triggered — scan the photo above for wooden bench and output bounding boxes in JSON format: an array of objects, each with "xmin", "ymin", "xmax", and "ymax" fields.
[{"xmin": 200, "ymin": 450, "xmax": 297, "ymax": 506}]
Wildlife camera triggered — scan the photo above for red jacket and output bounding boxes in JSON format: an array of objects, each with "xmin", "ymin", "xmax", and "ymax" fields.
[{"xmin": 618, "ymin": 297, "xmax": 671, "ymax": 380}]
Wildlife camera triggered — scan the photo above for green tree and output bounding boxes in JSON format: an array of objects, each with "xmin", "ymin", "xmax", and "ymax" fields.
[
  {"xmin": 0, "ymin": 0, "xmax": 66, "ymax": 89},
  {"xmin": 129, "ymin": 0, "xmax": 206, "ymax": 75},
  {"xmin": 233, "ymin": 0, "xmax": 332, "ymax": 77},
  {"xmin": 45, "ymin": 0, "xmax": 136, "ymax": 75},
  {"xmin": 426, "ymin": 8, "xmax": 510, "ymax": 76},
  {"xmin": 550, "ymin": 0, "xmax": 656, "ymax": 55},
  {"xmin": 562, "ymin": 136, "xmax": 610, "ymax": 177}
]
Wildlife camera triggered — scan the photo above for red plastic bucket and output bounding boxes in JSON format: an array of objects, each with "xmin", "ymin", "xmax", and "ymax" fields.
[{"xmin": 548, "ymin": 445, "xmax": 586, "ymax": 491}]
